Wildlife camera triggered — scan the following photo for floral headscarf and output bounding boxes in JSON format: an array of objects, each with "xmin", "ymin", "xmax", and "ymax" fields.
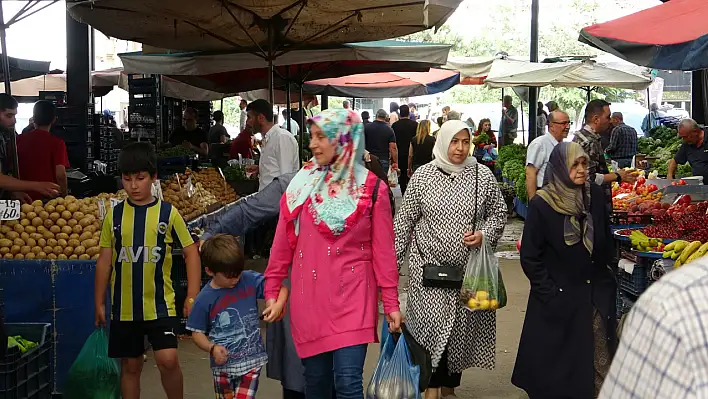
[{"xmin": 282, "ymin": 109, "xmax": 375, "ymax": 241}]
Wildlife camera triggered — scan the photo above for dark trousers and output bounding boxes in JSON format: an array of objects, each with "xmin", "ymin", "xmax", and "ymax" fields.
[
  {"xmin": 614, "ymin": 158, "xmax": 632, "ymax": 168},
  {"xmin": 399, "ymin": 168, "xmax": 410, "ymax": 196},
  {"xmin": 428, "ymin": 348, "xmax": 462, "ymax": 388}
]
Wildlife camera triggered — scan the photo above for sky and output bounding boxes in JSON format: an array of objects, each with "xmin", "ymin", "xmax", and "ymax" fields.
[{"xmin": 0, "ymin": 0, "xmax": 664, "ymax": 71}]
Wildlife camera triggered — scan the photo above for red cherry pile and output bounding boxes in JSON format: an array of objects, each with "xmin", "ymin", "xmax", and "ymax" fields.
[{"xmin": 642, "ymin": 197, "xmax": 708, "ymax": 241}]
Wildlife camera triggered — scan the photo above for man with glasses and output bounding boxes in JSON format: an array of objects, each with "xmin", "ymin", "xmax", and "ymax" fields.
[
  {"xmin": 668, "ymin": 119, "xmax": 708, "ymax": 183},
  {"xmin": 525, "ymin": 110, "xmax": 571, "ymax": 199},
  {"xmin": 169, "ymin": 107, "xmax": 208, "ymax": 156}
]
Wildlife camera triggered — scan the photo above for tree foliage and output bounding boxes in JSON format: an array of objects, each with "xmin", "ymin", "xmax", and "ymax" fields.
[{"xmin": 398, "ymin": 0, "xmax": 651, "ymax": 118}]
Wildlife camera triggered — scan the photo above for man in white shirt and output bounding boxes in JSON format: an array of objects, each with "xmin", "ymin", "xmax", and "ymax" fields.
[
  {"xmin": 239, "ymin": 99, "xmax": 248, "ymax": 132},
  {"xmin": 525, "ymin": 110, "xmax": 570, "ymax": 199},
  {"xmin": 280, "ymin": 109, "xmax": 300, "ymax": 136},
  {"xmin": 246, "ymin": 99, "xmax": 300, "ymax": 191}
]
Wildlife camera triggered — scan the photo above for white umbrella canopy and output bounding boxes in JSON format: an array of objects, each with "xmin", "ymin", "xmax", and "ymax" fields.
[
  {"xmin": 483, "ymin": 59, "xmax": 652, "ymax": 90},
  {"xmin": 67, "ymin": 0, "xmax": 462, "ymax": 53}
]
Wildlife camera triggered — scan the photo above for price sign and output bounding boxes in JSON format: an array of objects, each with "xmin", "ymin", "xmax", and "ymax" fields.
[
  {"xmin": 186, "ymin": 176, "xmax": 195, "ymax": 198},
  {"xmin": 110, "ymin": 198, "xmax": 122, "ymax": 208},
  {"xmin": 98, "ymin": 199, "xmax": 106, "ymax": 220},
  {"xmin": 152, "ymin": 180, "xmax": 164, "ymax": 201},
  {"xmin": 0, "ymin": 200, "xmax": 20, "ymax": 220},
  {"xmin": 218, "ymin": 167, "xmax": 228, "ymax": 189}
]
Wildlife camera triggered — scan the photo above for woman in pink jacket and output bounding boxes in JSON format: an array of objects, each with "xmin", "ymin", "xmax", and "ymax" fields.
[{"xmin": 264, "ymin": 108, "xmax": 402, "ymax": 399}]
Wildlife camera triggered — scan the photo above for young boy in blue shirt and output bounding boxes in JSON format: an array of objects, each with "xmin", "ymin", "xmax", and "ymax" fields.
[
  {"xmin": 94, "ymin": 142, "xmax": 202, "ymax": 399},
  {"xmin": 188, "ymin": 234, "xmax": 287, "ymax": 399}
]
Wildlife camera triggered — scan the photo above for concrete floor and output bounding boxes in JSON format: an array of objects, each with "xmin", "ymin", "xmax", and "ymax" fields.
[{"xmin": 141, "ymin": 219, "xmax": 529, "ymax": 399}]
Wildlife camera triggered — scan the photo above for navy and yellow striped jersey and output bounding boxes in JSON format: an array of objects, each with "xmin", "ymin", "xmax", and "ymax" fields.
[{"xmin": 99, "ymin": 198, "xmax": 194, "ymax": 322}]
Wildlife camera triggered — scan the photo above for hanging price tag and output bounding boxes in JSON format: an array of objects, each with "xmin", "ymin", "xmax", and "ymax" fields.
[
  {"xmin": 98, "ymin": 199, "xmax": 107, "ymax": 220},
  {"xmin": 218, "ymin": 167, "xmax": 227, "ymax": 189},
  {"xmin": 0, "ymin": 200, "xmax": 21, "ymax": 220},
  {"xmin": 152, "ymin": 180, "xmax": 164, "ymax": 201},
  {"xmin": 110, "ymin": 198, "xmax": 121, "ymax": 208},
  {"xmin": 175, "ymin": 173, "xmax": 182, "ymax": 191},
  {"xmin": 186, "ymin": 176, "xmax": 195, "ymax": 198}
]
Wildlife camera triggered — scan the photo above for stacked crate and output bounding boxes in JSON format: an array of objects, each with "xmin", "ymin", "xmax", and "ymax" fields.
[{"xmin": 128, "ymin": 74, "xmax": 162, "ymax": 144}]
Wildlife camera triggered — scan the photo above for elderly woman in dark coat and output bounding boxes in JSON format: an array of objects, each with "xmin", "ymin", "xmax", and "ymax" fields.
[{"xmin": 512, "ymin": 142, "xmax": 617, "ymax": 398}]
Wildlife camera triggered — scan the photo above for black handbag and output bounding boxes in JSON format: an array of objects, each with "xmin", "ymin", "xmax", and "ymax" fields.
[{"xmin": 419, "ymin": 165, "xmax": 479, "ymax": 289}]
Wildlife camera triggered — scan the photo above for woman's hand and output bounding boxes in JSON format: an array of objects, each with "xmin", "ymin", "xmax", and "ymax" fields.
[
  {"xmin": 463, "ymin": 231, "xmax": 484, "ymax": 248},
  {"xmin": 262, "ymin": 298, "xmax": 286, "ymax": 323},
  {"xmin": 387, "ymin": 311, "xmax": 403, "ymax": 333}
]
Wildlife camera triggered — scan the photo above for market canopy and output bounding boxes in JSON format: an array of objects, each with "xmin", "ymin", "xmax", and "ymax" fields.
[
  {"xmin": 0, "ymin": 55, "xmax": 51, "ymax": 82},
  {"xmin": 119, "ymin": 41, "xmax": 452, "ymax": 93},
  {"xmin": 483, "ymin": 58, "xmax": 652, "ymax": 90},
  {"xmin": 302, "ymin": 68, "xmax": 460, "ymax": 98},
  {"xmin": 239, "ymin": 89, "xmax": 317, "ymax": 107},
  {"xmin": 67, "ymin": 0, "xmax": 461, "ymax": 53},
  {"xmin": 443, "ymin": 56, "xmax": 497, "ymax": 85},
  {"xmin": 579, "ymin": 0, "xmax": 708, "ymax": 71}
]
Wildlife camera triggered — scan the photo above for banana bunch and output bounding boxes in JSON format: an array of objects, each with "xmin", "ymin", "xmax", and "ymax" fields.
[
  {"xmin": 664, "ymin": 240, "xmax": 708, "ymax": 268},
  {"xmin": 630, "ymin": 230, "xmax": 662, "ymax": 252}
]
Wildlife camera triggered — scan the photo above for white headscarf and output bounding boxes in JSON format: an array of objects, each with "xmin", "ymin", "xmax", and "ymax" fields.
[{"xmin": 433, "ymin": 120, "xmax": 476, "ymax": 175}]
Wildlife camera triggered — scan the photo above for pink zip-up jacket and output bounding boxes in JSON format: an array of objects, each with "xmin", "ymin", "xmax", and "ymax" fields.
[{"xmin": 264, "ymin": 177, "xmax": 400, "ymax": 359}]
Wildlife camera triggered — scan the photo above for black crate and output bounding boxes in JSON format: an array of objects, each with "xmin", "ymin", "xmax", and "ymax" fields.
[
  {"xmin": 0, "ymin": 323, "xmax": 52, "ymax": 399},
  {"xmin": 618, "ymin": 265, "xmax": 648, "ymax": 297},
  {"xmin": 610, "ymin": 212, "xmax": 652, "ymax": 226}
]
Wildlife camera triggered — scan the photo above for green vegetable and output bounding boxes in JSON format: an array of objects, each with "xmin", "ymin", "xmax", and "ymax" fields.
[
  {"xmin": 502, "ymin": 159, "xmax": 525, "ymax": 183},
  {"xmin": 223, "ymin": 165, "xmax": 257, "ymax": 181},
  {"xmin": 473, "ymin": 132, "xmax": 490, "ymax": 145},
  {"xmin": 157, "ymin": 146, "xmax": 195, "ymax": 158},
  {"xmin": 497, "ymin": 144, "xmax": 526, "ymax": 172},
  {"xmin": 515, "ymin": 168, "xmax": 528, "ymax": 204}
]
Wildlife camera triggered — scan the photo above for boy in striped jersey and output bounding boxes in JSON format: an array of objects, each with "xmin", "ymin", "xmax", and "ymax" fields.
[{"xmin": 94, "ymin": 142, "xmax": 201, "ymax": 399}]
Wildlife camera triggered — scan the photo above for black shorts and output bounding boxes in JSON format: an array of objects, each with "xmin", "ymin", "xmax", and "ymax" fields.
[{"xmin": 108, "ymin": 317, "xmax": 179, "ymax": 359}]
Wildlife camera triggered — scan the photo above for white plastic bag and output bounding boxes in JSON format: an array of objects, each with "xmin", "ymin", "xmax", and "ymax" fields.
[{"xmin": 387, "ymin": 166, "xmax": 398, "ymax": 188}]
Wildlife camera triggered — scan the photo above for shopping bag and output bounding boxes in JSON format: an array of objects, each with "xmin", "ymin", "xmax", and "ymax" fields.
[
  {"xmin": 380, "ymin": 322, "xmax": 432, "ymax": 392},
  {"xmin": 461, "ymin": 236, "xmax": 506, "ymax": 311},
  {"xmin": 64, "ymin": 328, "xmax": 121, "ymax": 399},
  {"xmin": 367, "ymin": 332, "xmax": 420, "ymax": 399},
  {"xmin": 387, "ymin": 166, "xmax": 398, "ymax": 188}
]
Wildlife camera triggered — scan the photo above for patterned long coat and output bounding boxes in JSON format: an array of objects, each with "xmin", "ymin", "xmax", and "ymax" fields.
[{"xmin": 394, "ymin": 162, "xmax": 507, "ymax": 373}]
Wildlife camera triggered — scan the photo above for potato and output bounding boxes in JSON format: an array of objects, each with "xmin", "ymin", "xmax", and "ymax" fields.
[
  {"xmin": 14, "ymin": 253, "xmax": 24, "ymax": 260},
  {"xmin": 43, "ymin": 218, "xmax": 54, "ymax": 228},
  {"xmin": 60, "ymin": 211, "xmax": 72, "ymax": 220},
  {"xmin": 61, "ymin": 226, "xmax": 73, "ymax": 235},
  {"xmin": 29, "ymin": 233, "xmax": 42, "ymax": 241},
  {"xmin": 26, "ymin": 212, "xmax": 37, "ymax": 220},
  {"xmin": 0, "ymin": 247, "xmax": 8, "ymax": 255},
  {"xmin": 13, "ymin": 224, "xmax": 24, "ymax": 234},
  {"xmin": 63, "ymin": 246, "xmax": 73, "ymax": 256},
  {"xmin": 5, "ymin": 220, "xmax": 17, "ymax": 227},
  {"xmin": 65, "ymin": 195, "xmax": 77, "ymax": 203},
  {"xmin": 52, "ymin": 246, "xmax": 63, "ymax": 255},
  {"xmin": 44, "ymin": 204, "xmax": 55, "ymax": 213},
  {"xmin": 86, "ymin": 247, "xmax": 100, "ymax": 257},
  {"xmin": 79, "ymin": 254, "xmax": 90, "ymax": 260},
  {"xmin": 49, "ymin": 225, "xmax": 61, "ymax": 234},
  {"xmin": 57, "ymin": 239, "xmax": 68, "ymax": 248},
  {"xmin": 20, "ymin": 232, "xmax": 29, "ymax": 241},
  {"xmin": 10, "ymin": 245, "xmax": 20, "ymax": 255},
  {"xmin": 36, "ymin": 225, "xmax": 46, "ymax": 232},
  {"xmin": 19, "ymin": 245, "xmax": 30, "ymax": 255},
  {"xmin": 21, "ymin": 203, "xmax": 33, "ymax": 213},
  {"xmin": 42, "ymin": 231, "xmax": 54, "ymax": 240},
  {"xmin": 91, "ymin": 254, "xmax": 99, "ymax": 260},
  {"xmin": 31, "ymin": 217, "xmax": 42, "ymax": 227},
  {"xmin": 69, "ymin": 254, "xmax": 78, "ymax": 260},
  {"xmin": 33, "ymin": 206, "xmax": 43, "ymax": 215},
  {"xmin": 30, "ymin": 200, "xmax": 42, "ymax": 208},
  {"xmin": 67, "ymin": 203, "xmax": 79, "ymax": 213},
  {"xmin": 74, "ymin": 245, "xmax": 86, "ymax": 255},
  {"xmin": 25, "ymin": 238, "xmax": 36, "ymax": 247},
  {"xmin": 24, "ymin": 252, "xmax": 35, "ymax": 260},
  {"xmin": 47, "ymin": 253, "xmax": 57, "ymax": 260},
  {"xmin": 31, "ymin": 246, "xmax": 41, "ymax": 255},
  {"xmin": 84, "ymin": 225, "xmax": 97, "ymax": 233},
  {"xmin": 68, "ymin": 219, "xmax": 78, "ymax": 227},
  {"xmin": 46, "ymin": 238, "xmax": 57, "ymax": 247},
  {"xmin": 82, "ymin": 239, "xmax": 98, "ymax": 249},
  {"xmin": 0, "ymin": 225, "xmax": 10, "ymax": 234},
  {"xmin": 68, "ymin": 239, "xmax": 80, "ymax": 248},
  {"xmin": 73, "ymin": 211, "xmax": 85, "ymax": 220},
  {"xmin": 55, "ymin": 200, "xmax": 65, "ymax": 209},
  {"xmin": 12, "ymin": 238, "xmax": 24, "ymax": 247},
  {"xmin": 56, "ymin": 233, "xmax": 69, "ymax": 241},
  {"xmin": 19, "ymin": 219, "xmax": 30, "ymax": 228},
  {"xmin": 37, "ymin": 238, "xmax": 46, "ymax": 248},
  {"xmin": 49, "ymin": 212, "xmax": 60, "ymax": 221},
  {"xmin": 0, "ymin": 238, "xmax": 11, "ymax": 248},
  {"xmin": 57, "ymin": 254, "xmax": 67, "ymax": 260},
  {"xmin": 46, "ymin": 199, "xmax": 57, "ymax": 207},
  {"xmin": 3, "ymin": 253, "xmax": 12, "ymax": 259},
  {"xmin": 70, "ymin": 225, "xmax": 82, "ymax": 235},
  {"xmin": 56, "ymin": 219, "xmax": 67, "ymax": 227},
  {"xmin": 37, "ymin": 252, "xmax": 46, "ymax": 260},
  {"xmin": 24, "ymin": 226, "xmax": 36, "ymax": 234}
]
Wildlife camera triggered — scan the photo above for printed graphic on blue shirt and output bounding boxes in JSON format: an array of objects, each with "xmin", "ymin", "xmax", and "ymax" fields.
[{"xmin": 186, "ymin": 270, "xmax": 267, "ymax": 373}]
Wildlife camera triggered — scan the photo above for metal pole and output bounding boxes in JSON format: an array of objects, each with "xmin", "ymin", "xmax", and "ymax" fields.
[
  {"xmin": 528, "ymin": 0, "xmax": 539, "ymax": 143},
  {"xmin": 267, "ymin": 23, "xmax": 276, "ymax": 104},
  {"xmin": 299, "ymin": 83, "xmax": 305, "ymax": 162},
  {"xmin": 220, "ymin": 98, "xmax": 224, "ymax": 110},
  {"xmin": 285, "ymin": 74, "xmax": 292, "ymax": 133},
  {"xmin": 520, "ymin": 100, "xmax": 526, "ymax": 146},
  {"xmin": 0, "ymin": 3, "xmax": 18, "ymax": 179},
  {"xmin": 321, "ymin": 94, "xmax": 329, "ymax": 110}
]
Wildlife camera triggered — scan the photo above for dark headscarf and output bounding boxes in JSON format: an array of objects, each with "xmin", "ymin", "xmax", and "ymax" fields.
[{"xmin": 537, "ymin": 142, "xmax": 594, "ymax": 254}]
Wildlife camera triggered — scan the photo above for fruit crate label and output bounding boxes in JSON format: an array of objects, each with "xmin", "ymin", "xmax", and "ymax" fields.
[{"xmin": 0, "ymin": 200, "xmax": 20, "ymax": 220}]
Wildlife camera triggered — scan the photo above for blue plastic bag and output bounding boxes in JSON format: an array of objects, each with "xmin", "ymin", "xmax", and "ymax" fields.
[{"xmin": 367, "ymin": 332, "xmax": 420, "ymax": 399}]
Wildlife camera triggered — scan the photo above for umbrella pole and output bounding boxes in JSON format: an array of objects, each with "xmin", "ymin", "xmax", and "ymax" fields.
[
  {"xmin": 0, "ymin": 2, "xmax": 18, "ymax": 179},
  {"xmin": 299, "ymin": 82, "xmax": 305, "ymax": 162},
  {"xmin": 520, "ymin": 100, "xmax": 526, "ymax": 146},
  {"xmin": 268, "ymin": 23, "xmax": 275, "ymax": 104}
]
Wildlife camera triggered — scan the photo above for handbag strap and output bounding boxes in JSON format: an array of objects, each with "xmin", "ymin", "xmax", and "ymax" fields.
[{"xmin": 414, "ymin": 164, "xmax": 481, "ymax": 262}]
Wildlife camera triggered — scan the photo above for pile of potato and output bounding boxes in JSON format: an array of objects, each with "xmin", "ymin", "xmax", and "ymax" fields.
[
  {"xmin": 160, "ymin": 167, "xmax": 239, "ymax": 221},
  {"xmin": 192, "ymin": 168, "xmax": 238, "ymax": 204},
  {"xmin": 0, "ymin": 196, "xmax": 102, "ymax": 260},
  {"xmin": 161, "ymin": 180, "xmax": 203, "ymax": 222}
]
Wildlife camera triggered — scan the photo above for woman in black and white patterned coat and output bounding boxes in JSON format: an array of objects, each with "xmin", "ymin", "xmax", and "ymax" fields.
[{"xmin": 394, "ymin": 120, "xmax": 507, "ymax": 399}]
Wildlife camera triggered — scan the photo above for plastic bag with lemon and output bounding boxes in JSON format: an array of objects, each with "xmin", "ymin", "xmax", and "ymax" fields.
[{"xmin": 461, "ymin": 236, "xmax": 507, "ymax": 312}]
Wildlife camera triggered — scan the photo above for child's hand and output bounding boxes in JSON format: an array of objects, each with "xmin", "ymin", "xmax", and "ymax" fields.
[
  {"xmin": 95, "ymin": 305, "xmax": 106, "ymax": 328},
  {"xmin": 211, "ymin": 345, "xmax": 229, "ymax": 365},
  {"xmin": 262, "ymin": 299, "xmax": 285, "ymax": 323}
]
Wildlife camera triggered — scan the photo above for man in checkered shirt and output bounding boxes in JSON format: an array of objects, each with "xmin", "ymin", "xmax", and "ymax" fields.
[
  {"xmin": 606, "ymin": 112, "xmax": 638, "ymax": 169},
  {"xmin": 600, "ymin": 257, "xmax": 708, "ymax": 398}
]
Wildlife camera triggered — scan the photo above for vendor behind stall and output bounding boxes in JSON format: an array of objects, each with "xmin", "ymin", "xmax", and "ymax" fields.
[
  {"xmin": 667, "ymin": 119, "xmax": 708, "ymax": 183},
  {"xmin": 169, "ymin": 107, "xmax": 208, "ymax": 156},
  {"xmin": 16, "ymin": 101, "xmax": 69, "ymax": 200}
]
